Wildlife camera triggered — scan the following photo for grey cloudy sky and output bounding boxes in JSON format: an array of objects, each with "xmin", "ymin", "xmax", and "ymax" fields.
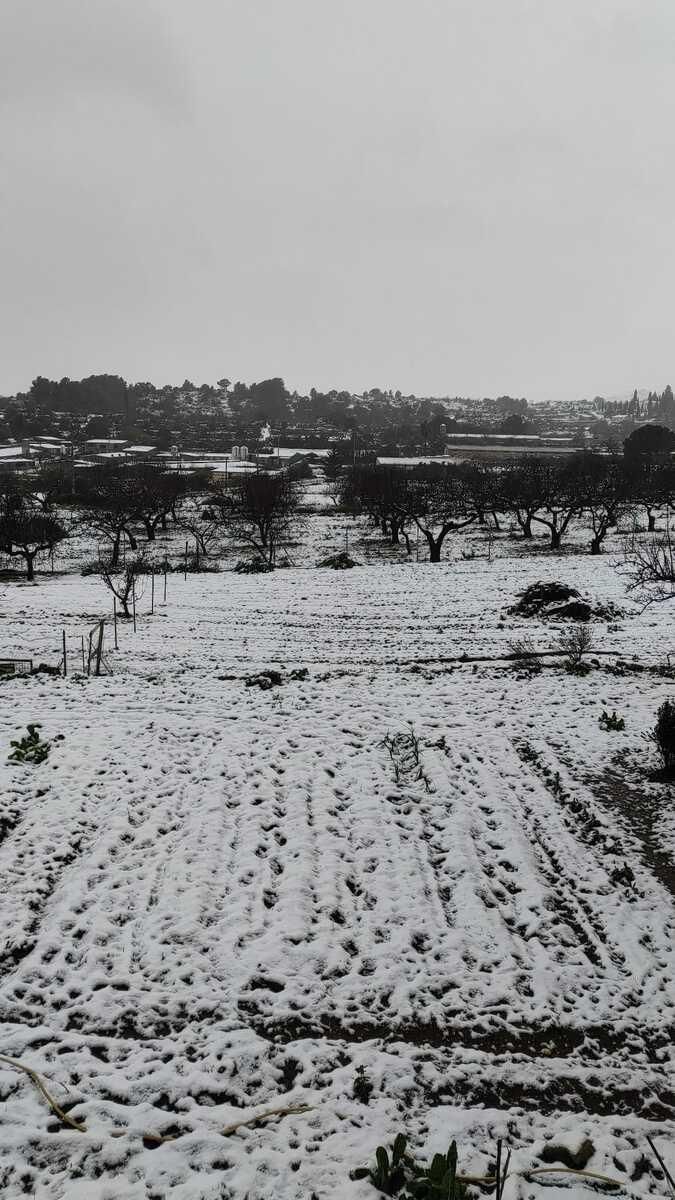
[{"xmin": 1, "ymin": 0, "xmax": 674, "ymax": 401}]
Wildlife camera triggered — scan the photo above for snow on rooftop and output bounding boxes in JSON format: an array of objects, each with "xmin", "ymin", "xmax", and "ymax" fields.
[{"xmin": 84, "ymin": 438, "xmax": 129, "ymax": 447}]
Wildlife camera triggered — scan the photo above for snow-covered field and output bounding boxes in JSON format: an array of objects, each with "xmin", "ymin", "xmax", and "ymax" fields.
[{"xmin": 0, "ymin": 510, "xmax": 674, "ymax": 1198}]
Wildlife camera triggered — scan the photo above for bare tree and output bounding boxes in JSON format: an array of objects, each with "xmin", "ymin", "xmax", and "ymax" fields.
[
  {"xmin": 209, "ymin": 472, "xmax": 303, "ymax": 564},
  {"xmin": 97, "ymin": 554, "xmax": 146, "ymax": 618},
  {"xmin": 529, "ymin": 459, "xmax": 579, "ymax": 550},
  {"xmin": 0, "ymin": 507, "xmax": 67, "ymax": 581},
  {"xmin": 77, "ymin": 467, "xmax": 142, "ymax": 566},
  {"xmin": 406, "ymin": 465, "xmax": 477, "ymax": 562},
  {"xmin": 622, "ymin": 459, "xmax": 673, "ymax": 532},
  {"xmin": 132, "ymin": 465, "xmax": 190, "ymax": 540},
  {"xmin": 343, "ymin": 465, "xmax": 414, "ymax": 550},
  {"xmin": 501, "ymin": 459, "xmax": 546, "ymax": 539},
  {"xmin": 25, "ymin": 463, "xmax": 73, "ymax": 513},
  {"xmin": 621, "ymin": 520, "xmax": 675, "ymax": 606},
  {"xmin": 462, "ymin": 461, "xmax": 504, "ymax": 530},
  {"xmin": 180, "ymin": 504, "xmax": 222, "ymax": 558},
  {"xmin": 575, "ymin": 455, "xmax": 630, "ymax": 554}
]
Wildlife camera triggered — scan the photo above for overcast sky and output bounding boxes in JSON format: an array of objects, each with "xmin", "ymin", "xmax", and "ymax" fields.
[{"xmin": 1, "ymin": 0, "xmax": 674, "ymax": 401}]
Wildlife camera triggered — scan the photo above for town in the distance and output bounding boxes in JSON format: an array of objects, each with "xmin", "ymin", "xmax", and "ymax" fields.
[{"xmin": 1, "ymin": 374, "xmax": 674, "ymax": 473}]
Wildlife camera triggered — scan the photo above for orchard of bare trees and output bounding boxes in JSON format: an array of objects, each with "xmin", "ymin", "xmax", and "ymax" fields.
[
  {"xmin": 1, "ymin": 453, "xmax": 675, "ymax": 609},
  {"xmin": 341, "ymin": 454, "xmax": 675, "ymax": 560}
]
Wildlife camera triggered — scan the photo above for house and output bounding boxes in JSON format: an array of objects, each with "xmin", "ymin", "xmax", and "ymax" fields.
[{"xmin": 83, "ymin": 438, "xmax": 130, "ymax": 455}]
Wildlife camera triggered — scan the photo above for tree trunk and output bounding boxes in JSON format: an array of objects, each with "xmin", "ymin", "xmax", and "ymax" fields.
[
  {"xmin": 110, "ymin": 531, "xmax": 121, "ymax": 569},
  {"xmin": 144, "ymin": 519, "xmax": 156, "ymax": 541},
  {"xmin": 590, "ymin": 538, "xmax": 602, "ymax": 555},
  {"xmin": 491, "ymin": 510, "xmax": 501, "ymax": 532},
  {"xmin": 517, "ymin": 512, "xmax": 533, "ymax": 538},
  {"xmin": 390, "ymin": 519, "xmax": 400, "ymax": 545},
  {"xmin": 25, "ymin": 552, "xmax": 36, "ymax": 581},
  {"xmin": 125, "ymin": 529, "xmax": 138, "ymax": 551},
  {"xmin": 426, "ymin": 533, "xmax": 443, "ymax": 562},
  {"xmin": 550, "ymin": 529, "xmax": 561, "ymax": 550},
  {"xmin": 647, "ymin": 509, "xmax": 656, "ymax": 532}
]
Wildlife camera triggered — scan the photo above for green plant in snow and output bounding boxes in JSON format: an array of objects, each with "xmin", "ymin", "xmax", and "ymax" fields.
[
  {"xmin": 352, "ymin": 1133, "xmax": 409, "ymax": 1195},
  {"xmin": 353, "ymin": 1065, "xmax": 374, "ymax": 1105},
  {"xmin": 407, "ymin": 1141, "xmax": 467, "ymax": 1199},
  {"xmin": 599, "ymin": 710, "xmax": 625, "ymax": 732},
  {"xmin": 8, "ymin": 724, "xmax": 52, "ymax": 764},
  {"xmin": 352, "ymin": 1135, "xmax": 469, "ymax": 1199}
]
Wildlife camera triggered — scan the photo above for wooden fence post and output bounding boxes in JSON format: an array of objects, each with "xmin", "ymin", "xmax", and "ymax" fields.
[
  {"xmin": 62, "ymin": 631, "xmax": 67, "ymax": 677},
  {"xmin": 95, "ymin": 621, "xmax": 104, "ymax": 676}
]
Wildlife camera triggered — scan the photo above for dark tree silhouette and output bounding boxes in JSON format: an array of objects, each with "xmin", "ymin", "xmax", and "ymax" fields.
[
  {"xmin": 209, "ymin": 472, "xmax": 303, "ymax": 565},
  {"xmin": 0, "ymin": 509, "xmax": 67, "ymax": 581}
]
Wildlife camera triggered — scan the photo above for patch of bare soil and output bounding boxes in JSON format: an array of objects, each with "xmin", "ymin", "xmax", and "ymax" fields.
[{"xmin": 589, "ymin": 752, "xmax": 675, "ymax": 900}]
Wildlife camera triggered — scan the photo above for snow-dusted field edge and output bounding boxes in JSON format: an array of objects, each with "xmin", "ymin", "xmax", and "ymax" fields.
[{"xmin": 0, "ymin": 515, "xmax": 674, "ymax": 1198}]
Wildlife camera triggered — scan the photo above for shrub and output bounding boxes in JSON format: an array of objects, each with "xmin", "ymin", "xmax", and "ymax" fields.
[
  {"xmin": 556, "ymin": 624, "xmax": 593, "ymax": 673},
  {"xmin": 599, "ymin": 710, "xmax": 625, "ymax": 732},
  {"xmin": 8, "ymin": 724, "xmax": 55, "ymax": 764},
  {"xmin": 316, "ymin": 551, "xmax": 358, "ymax": 569},
  {"xmin": 381, "ymin": 730, "xmax": 434, "ymax": 793},
  {"xmin": 507, "ymin": 637, "xmax": 543, "ymax": 672},
  {"xmin": 183, "ymin": 556, "xmax": 221, "ymax": 574},
  {"xmin": 649, "ymin": 700, "xmax": 675, "ymax": 774},
  {"xmin": 80, "ymin": 559, "xmax": 104, "ymax": 576},
  {"xmin": 286, "ymin": 458, "xmax": 313, "ymax": 481},
  {"xmin": 234, "ymin": 559, "xmax": 274, "ymax": 574},
  {"xmin": 245, "ymin": 670, "xmax": 283, "ymax": 690}
]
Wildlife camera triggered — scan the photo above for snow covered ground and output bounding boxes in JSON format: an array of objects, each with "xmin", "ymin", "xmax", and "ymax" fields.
[{"xmin": 0, "ymin": 508, "xmax": 674, "ymax": 1198}]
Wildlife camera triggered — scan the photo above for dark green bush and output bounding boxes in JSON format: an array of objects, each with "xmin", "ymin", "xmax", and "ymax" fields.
[
  {"xmin": 8, "ymin": 724, "xmax": 54, "ymax": 764},
  {"xmin": 651, "ymin": 700, "xmax": 675, "ymax": 773}
]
